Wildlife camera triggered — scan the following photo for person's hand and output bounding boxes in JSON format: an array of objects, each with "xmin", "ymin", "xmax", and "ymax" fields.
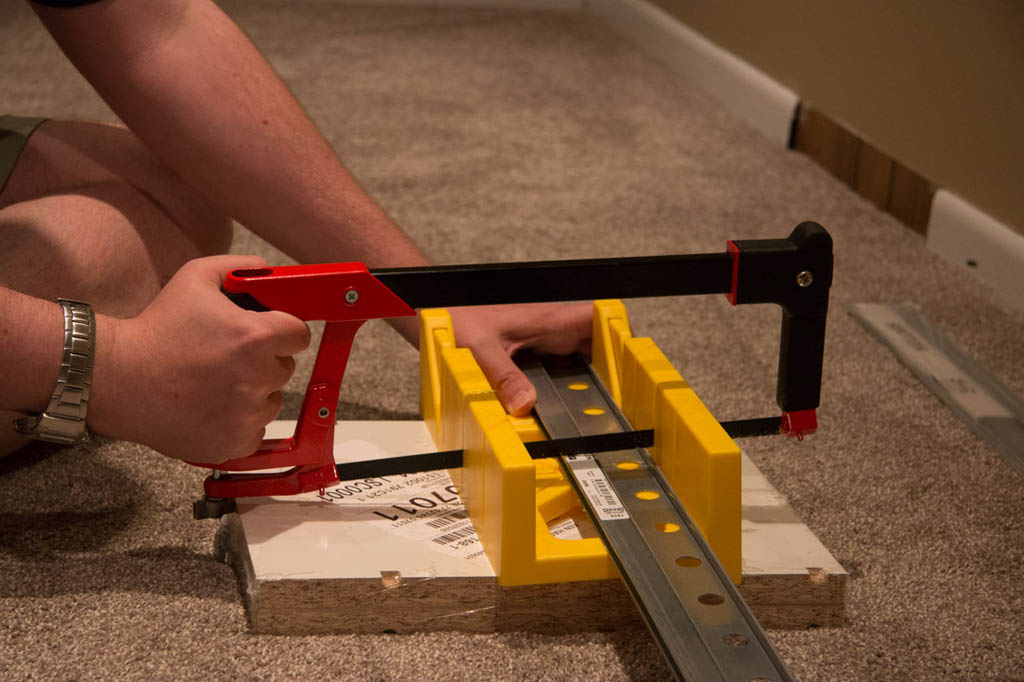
[
  {"xmin": 447, "ymin": 303, "xmax": 592, "ymax": 416},
  {"xmin": 89, "ymin": 255, "xmax": 311, "ymax": 464}
]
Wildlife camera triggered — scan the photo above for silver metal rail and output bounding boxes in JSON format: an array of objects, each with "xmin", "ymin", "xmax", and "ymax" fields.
[{"xmin": 521, "ymin": 354, "xmax": 793, "ymax": 682}]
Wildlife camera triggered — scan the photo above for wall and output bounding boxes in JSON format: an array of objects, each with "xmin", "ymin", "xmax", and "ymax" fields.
[{"xmin": 646, "ymin": 0, "xmax": 1024, "ymax": 235}]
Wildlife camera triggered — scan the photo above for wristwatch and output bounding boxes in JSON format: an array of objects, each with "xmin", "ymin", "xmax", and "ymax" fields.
[{"xmin": 14, "ymin": 299, "xmax": 95, "ymax": 445}]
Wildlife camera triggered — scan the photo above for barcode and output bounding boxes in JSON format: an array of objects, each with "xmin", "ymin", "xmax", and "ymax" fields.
[
  {"xmin": 591, "ymin": 476, "xmax": 616, "ymax": 505},
  {"xmin": 573, "ymin": 464, "xmax": 629, "ymax": 520},
  {"xmin": 427, "ymin": 516, "xmax": 455, "ymax": 529},
  {"xmin": 432, "ymin": 526, "xmax": 476, "ymax": 545},
  {"xmin": 426, "ymin": 510, "xmax": 468, "ymax": 529}
]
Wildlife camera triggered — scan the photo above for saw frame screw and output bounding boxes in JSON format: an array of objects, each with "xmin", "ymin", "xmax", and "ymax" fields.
[
  {"xmin": 318, "ymin": 407, "xmax": 331, "ymax": 419},
  {"xmin": 796, "ymin": 270, "xmax": 814, "ymax": 288},
  {"xmin": 344, "ymin": 288, "xmax": 360, "ymax": 305}
]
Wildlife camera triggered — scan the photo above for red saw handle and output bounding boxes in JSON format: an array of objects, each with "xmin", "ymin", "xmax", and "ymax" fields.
[{"xmin": 195, "ymin": 263, "xmax": 415, "ymax": 499}]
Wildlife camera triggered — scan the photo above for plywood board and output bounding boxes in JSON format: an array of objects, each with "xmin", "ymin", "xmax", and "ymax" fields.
[{"xmin": 215, "ymin": 421, "xmax": 847, "ymax": 633}]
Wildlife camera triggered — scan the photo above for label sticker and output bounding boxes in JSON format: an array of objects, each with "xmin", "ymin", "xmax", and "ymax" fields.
[
  {"xmin": 565, "ymin": 454, "xmax": 629, "ymax": 521},
  {"xmin": 546, "ymin": 508, "xmax": 598, "ymax": 540},
  {"xmin": 315, "ymin": 470, "xmax": 484, "ymax": 561}
]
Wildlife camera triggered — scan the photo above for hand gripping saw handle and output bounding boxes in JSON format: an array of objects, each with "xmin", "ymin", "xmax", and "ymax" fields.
[{"xmin": 194, "ymin": 222, "xmax": 833, "ymax": 506}]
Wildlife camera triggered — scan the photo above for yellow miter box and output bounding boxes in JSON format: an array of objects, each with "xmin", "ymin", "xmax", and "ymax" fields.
[{"xmin": 419, "ymin": 300, "xmax": 742, "ymax": 586}]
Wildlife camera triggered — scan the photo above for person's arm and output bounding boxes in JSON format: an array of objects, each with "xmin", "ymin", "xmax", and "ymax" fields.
[
  {"xmin": 2, "ymin": 256, "xmax": 311, "ymax": 464},
  {"xmin": 33, "ymin": 0, "xmax": 424, "ymax": 272},
  {"xmin": 32, "ymin": 0, "xmax": 591, "ymax": 416},
  {"xmin": 0, "ymin": 288, "xmax": 64, "ymax": 421}
]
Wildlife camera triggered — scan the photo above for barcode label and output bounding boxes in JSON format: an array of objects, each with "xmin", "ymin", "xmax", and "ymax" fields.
[
  {"xmin": 426, "ymin": 510, "xmax": 468, "ymax": 529},
  {"xmin": 432, "ymin": 526, "xmax": 476, "ymax": 545},
  {"xmin": 566, "ymin": 454, "xmax": 629, "ymax": 521}
]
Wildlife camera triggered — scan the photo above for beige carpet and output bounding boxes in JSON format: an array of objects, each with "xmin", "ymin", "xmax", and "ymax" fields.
[{"xmin": 2, "ymin": 2, "xmax": 1023, "ymax": 680}]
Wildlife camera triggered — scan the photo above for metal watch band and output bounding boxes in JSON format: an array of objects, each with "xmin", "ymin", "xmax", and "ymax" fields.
[{"xmin": 14, "ymin": 299, "xmax": 94, "ymax": 445}]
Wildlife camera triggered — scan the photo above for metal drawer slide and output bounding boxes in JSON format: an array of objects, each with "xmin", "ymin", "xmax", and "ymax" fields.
[{"xmin": 523, "ymin": 354, "xmax": 793, "ymax": 682}]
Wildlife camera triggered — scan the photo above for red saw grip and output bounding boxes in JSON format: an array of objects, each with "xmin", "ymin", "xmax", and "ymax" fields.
[{"xmin": 194, "ymin": 263, "xmax": 415, "ymax": 499}]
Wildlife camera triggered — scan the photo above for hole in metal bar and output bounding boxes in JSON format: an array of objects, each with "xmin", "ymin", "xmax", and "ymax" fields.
[
  {"xmin": 583, "ymin": 407, "xmax": 605, "ymax": 415},
  {"xmin": 656, "ymin": 522, "xmax": 680, "ymax": 533},
  {"xmin": 698, "ymin": 593, "xmax": 725, "ymax": 606},
  {"xmin": 568, "ymin": 382, "xmax": 589, "ymax": 391},
  {"xmin": 635, "ymin": 490, "xmax": 660, "ymax": 501},
  {"xmin": 616, "ymin": 460, "xmax": 640, "ymax": 470},
  {"xmin": 723, "ymin": 633, "xmax": 750, "ymax": 647},
  {"xmin": 675, "ymin": 556, "xmax": 702, "ymax": 568}
]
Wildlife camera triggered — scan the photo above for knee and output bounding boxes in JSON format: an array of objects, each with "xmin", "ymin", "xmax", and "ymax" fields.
[
  {"xmin": 73, "ymin": 121, "xmax": 235, "ymax": 257},
  {"xmin": 103, "ymin": 125, "xmax": 234, "ymax": 257}
]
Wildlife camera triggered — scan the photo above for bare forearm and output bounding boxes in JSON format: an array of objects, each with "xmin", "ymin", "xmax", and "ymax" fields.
[
  {"xmin": 34, "ymin": 0, "xmax": 429, "ymax": 270},
  {"xmin": 0, "ymin": 287, "xmax": 62, "ymax": 414},
  {"xmin": 0, "ymin": 287, "xmax": 124, "ymax": 431}
]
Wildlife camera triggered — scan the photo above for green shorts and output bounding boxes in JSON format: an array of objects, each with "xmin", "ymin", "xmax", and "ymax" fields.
[{"xmin": 0, "ymin": 115, "xmax": 47, "ymax": 195}]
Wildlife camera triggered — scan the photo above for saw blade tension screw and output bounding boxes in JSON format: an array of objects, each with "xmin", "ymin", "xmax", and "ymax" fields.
[
  {"xmin": 796, "ymin": 270, "xmax": 814, "ymax": 288},
  {"xmin": 344, "ymin": 288, "xmax": 359, "ymax": 305},
  {"xmin": 318, "ymin": 407, "xmax": 331, "ymax": 419}
]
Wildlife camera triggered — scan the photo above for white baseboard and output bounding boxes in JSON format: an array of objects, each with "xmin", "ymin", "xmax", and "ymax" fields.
[
  {"xmin": 584, "ymin": 0, "xmax": 798, "ymax": 147},
  {"xmin": 927, "ymin": 190, "xmax": 1024, "ymax": 312}
]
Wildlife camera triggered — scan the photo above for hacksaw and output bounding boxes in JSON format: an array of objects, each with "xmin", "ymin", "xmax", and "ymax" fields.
[{"xmin": 191, "ymin": 222, "xmax": 831, "ymax": 510}]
